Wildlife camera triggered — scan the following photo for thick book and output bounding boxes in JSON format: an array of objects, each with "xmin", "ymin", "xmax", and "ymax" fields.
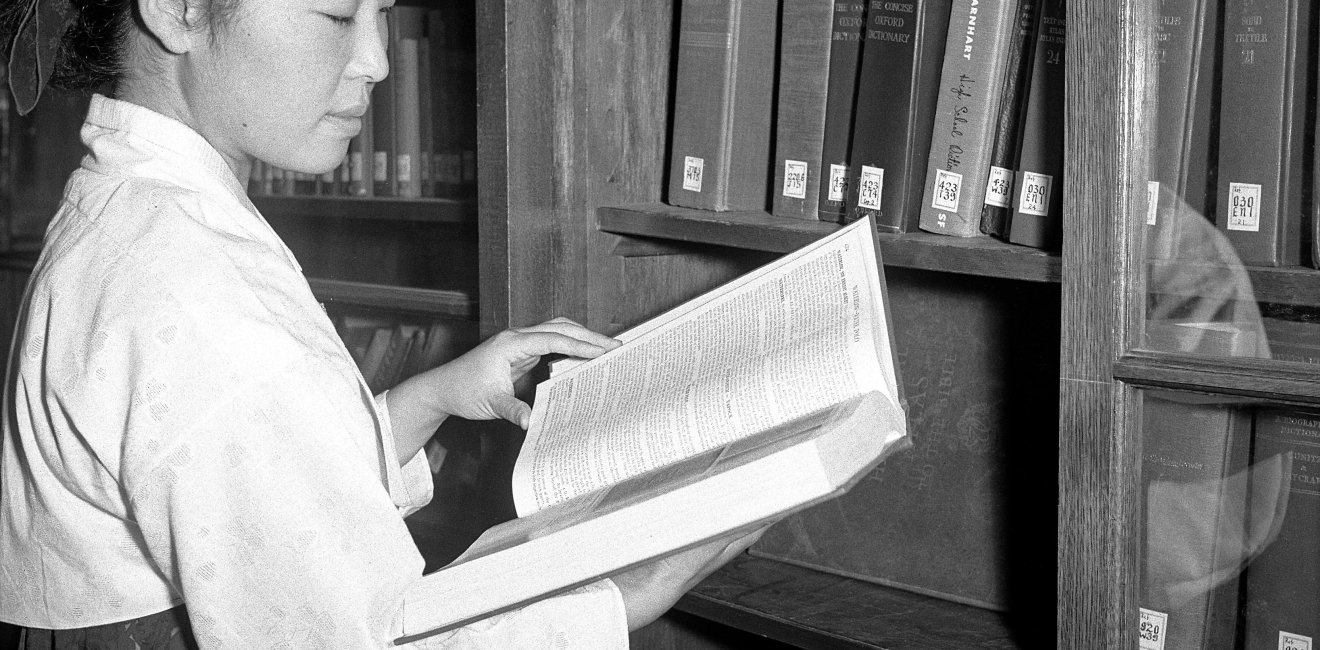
[
  {"xmin": 1005, "ymin": 0, "xmax": 1065, "ymax": 250},
  {"xmin": 918, "ymin": 0, "xmax": 1022, "ymax": 237},
  {"xmin": 393, "ymin": 7, "xmax": 426, "ymax": 199},
  {"xmin": 1146, "ymin": 0, "xmax": 1219, "ymax": 261},
  {"xmin": 1214, "ymin": 0, "xmax": 1313, "ymax": 267},
  {"xmin": 769, "ymin": 0, "xmax": 835, "ymax": 220},
  {"xmin": 978, "ymin": 0, "xmax": 1038, "ymax": 238},
  {"xmin": 1242, "ymin": 408, "xmax": 1320, "ymax": 649},
  {"xmin": 844, "ymin": 0, "xmax": 954, "ymax": 232},
  {"xmin": 666, "ymin": 0, "xmax": 779, "ymax": 212},
  {"xmin": 1139, "ymin": 395, "xmax": 1252, "ymax": 650},
  {"xmin": 397, "ymin": 218, "xmax": 908, "ymax": 641},
  {"xmin": 815, "ymin": 0, "xmax": 869, "ymax": 223},
  {"xmin": 372, "ymin": 19, "xmax": 397, "ymax": 198}
]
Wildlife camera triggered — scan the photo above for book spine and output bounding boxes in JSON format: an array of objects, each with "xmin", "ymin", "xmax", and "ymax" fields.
[
  {"xmin": 667, "ymin": 0, "xmax": 778, "ymax": 212},
  {"xmin": 846, "ymin": 0, "xmax": 955, "ymax": 232},
  {"xmin": 815, "ymin": 0, "xmax": 869, "ymax": 223},
  {"xmin": 1214, "ymin": 0, "xmax": 1312, "ymax": 267},
  {"xmin": 978, "ymin": 0, "xmax": 1038, "ymax": 238},
  {"xmin": 373, "ymin": 13, "xmax": 399, "ymax": 197},
  {"xmin": 394, "ymin": 7, "xmax": 425, "ymax": 199},
  {"xmin": 417, "ymin": 26, "xmax": 434, "ymax": 198},
  {"xmin": 918, "ymin": 0, "xmax": 1022, "ymax": 237},
  {"xmin": 1138, "ymin": 396, "xmax": 1251, "ymax": 650},
  {"xmin": 1005, "ymin": 0, "xmax": 1065, "ymax": 250},
  {"xmin": 1243, "ymin": 408, "xmax": 1320, "ymax": 649},
  {"xmin": 770, "ymin": 0, "xmax": 835, "ymax": 220}
]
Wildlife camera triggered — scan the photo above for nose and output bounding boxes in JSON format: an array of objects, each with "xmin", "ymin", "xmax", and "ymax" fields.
[{"xmin": 348, "ymin": 12, "xmax": 390, "ymax": 83}]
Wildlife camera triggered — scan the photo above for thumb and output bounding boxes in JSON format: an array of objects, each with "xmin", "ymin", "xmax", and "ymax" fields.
[{"xmin": 490, "ymin": 393, "xmax": 532, "ymax": 429}]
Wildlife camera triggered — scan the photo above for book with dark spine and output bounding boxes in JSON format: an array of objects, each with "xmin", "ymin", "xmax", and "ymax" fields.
[
  {"xmin": 1005, "ymin": 0, "xmax": 1065, "ymax": 250},
  {"xmin": 770, "ymin": 0, "xmax": 835, "ymax": 220},
  {"xmin": 666, "ymin": 0, "xmax": 779, "ymax": 212},
  {"xmin": 393, "ymin": 7, "xmax": 426, "ymax": 199},
  {"xmin": 815, "ymin": 0, "xmax": 870, "ymax": 223},
  {"xmin": 918, "ymin": 0, "xmax": 1022, "ymax": 237},
  {"xmin": 372, "ymin": 13, "xmax": 398, "ymax": 198},
  {"xmin": 844, "ymin": 0, "xmax": 954, "ymax": 232},
  {"xmin": 977, "ymin": 0, "xmax": 1038, "ymax": 238},
  {"xmin": 1214, "ymin": 0, "xmax": 1313, "ymax": 267}
]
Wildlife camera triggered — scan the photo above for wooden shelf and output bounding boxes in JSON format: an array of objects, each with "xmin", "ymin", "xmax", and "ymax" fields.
[
  {"xmin": 252, "ymin": 195, "xmax": 477, "ymax": 228},
  {"xmin": 676, "ymin": 555, "xmax": 1021, "ymax": 649},
  {"xmin": 308, "ymin": 278, "xmax": 476, "ymax": 320},
  {"xmin": 1113, "ymin": 350, "xmax": 1320, "ymax": 406},
  {"xmin": 1147, "ymin": 259, "xmax": 1320, "ymax": 306},
  {"xmin": 597, "ymin": 204, "xmax": 1061, "ymax": 283}
]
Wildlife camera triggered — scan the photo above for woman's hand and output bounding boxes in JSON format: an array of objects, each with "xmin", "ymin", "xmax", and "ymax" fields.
[{"xmin": 610, "ymin": 525, "xmax": 771, "ymax": 631}]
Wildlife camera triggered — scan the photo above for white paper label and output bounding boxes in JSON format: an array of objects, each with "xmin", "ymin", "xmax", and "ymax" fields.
[
  {"xmin": 931, "ymin": 169, "xmax": 962, "ymax": 212},
  {"xmin": 1226, "ymin": 182, "xmax": 1262, "ymax": 232},
  {"xmin": 1147, "ymin": 181, "xmax": 1160, "ymax": 225},
  {"xmin": 682, "ymin": 156, "xmax": 704, "ymax": 192},
  {"xmin": 984, "ymin": 166, "xmax": 1014, "ymax": 208},
  {"xmin": 782, "ymin": 160, "xmax": 808, "ymax": 199},
  {"xmin": 827, "ymin": 164, "xmax": 848, "ymax": 202},
  {"xmin": 1280, "ymin": 632, "xmax": 1313, "ymax": 650},
  {"xmin": 1018, "ymin": 171, "xmax": 1053, "ymax": 216},
  {"xmin": 373, "ymin": 151, "xmax": 389, "ymax": 182},
  {"xmin": 858, "ymin": 165, "xmax": 884, "ymax": 210},
  {"xmin": 1138, "ymin": 608, "xmax": 1168, "ymax": 650},
  {"xmin": 397, "ymin": 154, "xmax": 413, "ymax": 184},
  {"xmin": 349, "ymin": 152, "xmax": 363, "ymax": 182}
]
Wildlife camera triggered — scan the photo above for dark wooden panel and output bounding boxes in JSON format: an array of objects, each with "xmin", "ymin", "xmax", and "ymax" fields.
[
  {"xmin": 308, "ymin": 278, "xmax": 475, "ymax": 319},
  {"xmin": 675, "ymin": 555, "xmax": 1023, "ymax": 649},
  {"xmin": 597, "ymin": 204, "xmax": 1062, "ymax": 282},
  {"xmin": 1114, "ymin": 351, "xmax": 1320, "ymax": 405}
]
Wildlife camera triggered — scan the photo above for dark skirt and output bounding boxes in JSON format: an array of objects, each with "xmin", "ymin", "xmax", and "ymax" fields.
[{"xmin": 8, "ymin": 606, "xmax": 197, "ymax": 650}]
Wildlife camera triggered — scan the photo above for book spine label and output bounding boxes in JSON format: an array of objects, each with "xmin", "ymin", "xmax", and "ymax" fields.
[
  {"xmin": 815, "ymin": 0, "xmax": 869, "ymax": 222},
  {"xmin": 1214, "ymin": 0, "xmax": 1311, "ymax": 266},
  {"xmin": 979, "ymin": 0, "xmax": 1038, "ymax": 237},
  {"xmin": 771, "ymin": 0, "xmax": 835, "ymax": 220},
  {"xmin": 844, "ymin": 0, "xmax": 953, "ymax": 232},
  {"xmin": 918, "ymin": 0, "xmax": 1022, "ymax": 237}
]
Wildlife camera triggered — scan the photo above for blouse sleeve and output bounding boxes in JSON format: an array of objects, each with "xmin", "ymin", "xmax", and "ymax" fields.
[
  {"xmin": 121, "ymin": 313, "xmax": 627, "ymax": 647},
  {"xmin": 375, "ymin": 391, "xmax": 435, "ymax": 517}
]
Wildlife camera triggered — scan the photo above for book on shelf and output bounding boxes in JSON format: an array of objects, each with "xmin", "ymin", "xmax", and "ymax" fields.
[
  {"xmin": 1263, "ymin": 317, "xmax": 1320, "ymax": 366},
  {"xmin": 1005, "ymin": 0, "xmax": 1065, "ymax": 251},
  {"xmin": 417, "ymin": 18, "xmax": 435, "ymax": 199},
  {"xmin": 815, "ymin": 0, "xmax": 869, "ymax": 223},
  {"xmin": 769, "ymin": 0, "xmax": 835, "ymax": 220},
  {"xmin": 393, "ymin": 6, "xmax": 426, "ymax": 199},
  {"xmin": 373, "ymin": 12, "xmax": 399, "ymax": 198},
  {"xmin": 977, "ymin": 0, "xmax": 1037, "ymax": 238},
  {"xmin": 1242, "ymin": 408, "xmax": 1320, "ymax": 649},
  {"xmin": 396, "ymin": 218, "xmax": 909, "ymax": 641},
  {"xmin": 349, "ymin": 103, "xmax": 373, "ymax": 197},
  {"xmin": 843, "ymin": 0, "xmax": 953, "ymax": 232},
  {"xmin": 1214, "ymin": 0, "xmax": 1313, "ymax": 267},
  {"xmin": 1139, "ymin": 394, "xmax": 1253, "ymax": 650},
  {"xmin": 666, "ymin": 0, "xmax": 779, "ymax": 212},
  {"xmin": 918, "ymin": 0, "xmax": 1023, "ymax": 237},
  {"xmin": 1146, "ymin": 0, "xmax": 1219, "ymax": 261}
]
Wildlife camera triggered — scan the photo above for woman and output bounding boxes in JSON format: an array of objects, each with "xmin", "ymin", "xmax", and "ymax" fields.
[{"xmin": 0, "ymin": 0, "xmax": 759, "ymax": 646}]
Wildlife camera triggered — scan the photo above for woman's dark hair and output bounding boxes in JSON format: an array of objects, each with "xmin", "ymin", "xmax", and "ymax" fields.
[{"xmin": 1, "ymin": 0, "xmax": 240, "ymax": 92}]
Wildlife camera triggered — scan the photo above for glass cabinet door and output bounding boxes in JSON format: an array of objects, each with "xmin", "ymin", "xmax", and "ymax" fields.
[{"xmin": 1130, "ymin": 1, "xmax": 1320, "ymax": 648}]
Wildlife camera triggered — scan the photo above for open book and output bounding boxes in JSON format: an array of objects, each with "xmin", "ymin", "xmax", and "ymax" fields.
[{"xmin": 397, "ymin": 217, "xmax": 909, "ymax": 643}]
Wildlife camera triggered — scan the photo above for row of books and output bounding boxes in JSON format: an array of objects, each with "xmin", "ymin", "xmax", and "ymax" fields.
[
  {"xmin": 1147, "ymin": 0, "xmax": 1319, "ymax": 270},
  {"xmin": 249, "ymin": 2, "xmax": 477, "ymax": 200},
  {"xmin": 336, "ymin": 314, "xmax": 479, "ymax": 395},
  {"xmin": 1139, "ymin": 399, "xmax": 1319, "ymax": 650},
  {"xmin": 664, "ymin": 0, "xmax": 1067, "ymax": 250}
]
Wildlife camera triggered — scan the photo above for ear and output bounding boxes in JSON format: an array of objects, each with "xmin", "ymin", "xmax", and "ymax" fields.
[{"xmin": 136, "ymin": 0, "xmax": 202, "ymax": 55}]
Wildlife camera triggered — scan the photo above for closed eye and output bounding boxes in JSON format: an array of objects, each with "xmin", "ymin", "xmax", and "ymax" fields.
[{"xmin": 324, "ymin": 13, "xmax": 354, "ymax": 26}]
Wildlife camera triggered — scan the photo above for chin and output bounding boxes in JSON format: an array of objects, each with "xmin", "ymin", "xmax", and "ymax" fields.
[{"xmin": 278, "ymin": 142, "xmax": 352, "ymax": 176}]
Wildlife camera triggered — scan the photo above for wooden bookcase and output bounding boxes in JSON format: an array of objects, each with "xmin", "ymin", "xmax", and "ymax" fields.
[{"xmin": 5, "ymin": 1, "xmax": 1317, "ymax": 648}]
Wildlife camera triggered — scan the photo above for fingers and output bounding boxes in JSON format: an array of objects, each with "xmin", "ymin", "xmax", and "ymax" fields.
[
  {"xmin": 511, "ymin": 330, "xmax": 620, "ymax": 360},
  {"xmin": 514, "ymin": 319, "xmax": 622, "ymax": 353},
  {"xmin": 489, "ymin": 393, "xmax": 532, "ymax": 429}
]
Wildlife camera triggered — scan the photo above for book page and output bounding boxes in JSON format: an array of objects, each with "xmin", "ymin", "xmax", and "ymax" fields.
[{"xmin": 513, "ymin": 218, "xmax": 896, "ymax": 515}]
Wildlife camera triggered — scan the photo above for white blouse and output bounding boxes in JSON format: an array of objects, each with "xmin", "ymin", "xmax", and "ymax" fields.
[{"xmin": 0, "ymin": 96, "xmax": 626, "ymax": 648}]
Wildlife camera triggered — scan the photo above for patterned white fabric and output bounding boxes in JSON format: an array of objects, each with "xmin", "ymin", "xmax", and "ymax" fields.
[{"xmin": 0, "ymin": 95, "xmax": 627, "ymax": 648}]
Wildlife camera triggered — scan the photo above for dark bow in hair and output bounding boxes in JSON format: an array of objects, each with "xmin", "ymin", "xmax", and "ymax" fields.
[{"xmin": 5, "ymin": 0, "xmax": 76, "ymax": 115}]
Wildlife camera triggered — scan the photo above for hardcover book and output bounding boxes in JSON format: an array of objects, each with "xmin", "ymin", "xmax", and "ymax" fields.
[
  {"xmin": 918, "ymin": 0, "xmax": 1023, "ymax": 237},
  {"xmin": 1006, "ymin": 0, "xmax": 1065, "ymax": 250},
  {"xmin": 815, "ymin": 0, "xmax": 870, "ymax": 223},
  {"xmin": 844, "ymin": 0, "xmax": 954, "ymax": 232},
  {"xmin": 666, "ymin": 0, "xmax": 779, "ymax": 212},
  {"xmin": 770, "ymin": 0, "xmax": 835, "ymax": 220},
  {"xmin": 978, "ymin": 0, "xmax": 1038, "ymax": 238},
  {"xmin": 1214, "ymin": 0, "xmax": 1313, "ymax": 267},
  {"xmin": 398, "ymin": 218, "xmax": 908, "ymax": 641}
]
